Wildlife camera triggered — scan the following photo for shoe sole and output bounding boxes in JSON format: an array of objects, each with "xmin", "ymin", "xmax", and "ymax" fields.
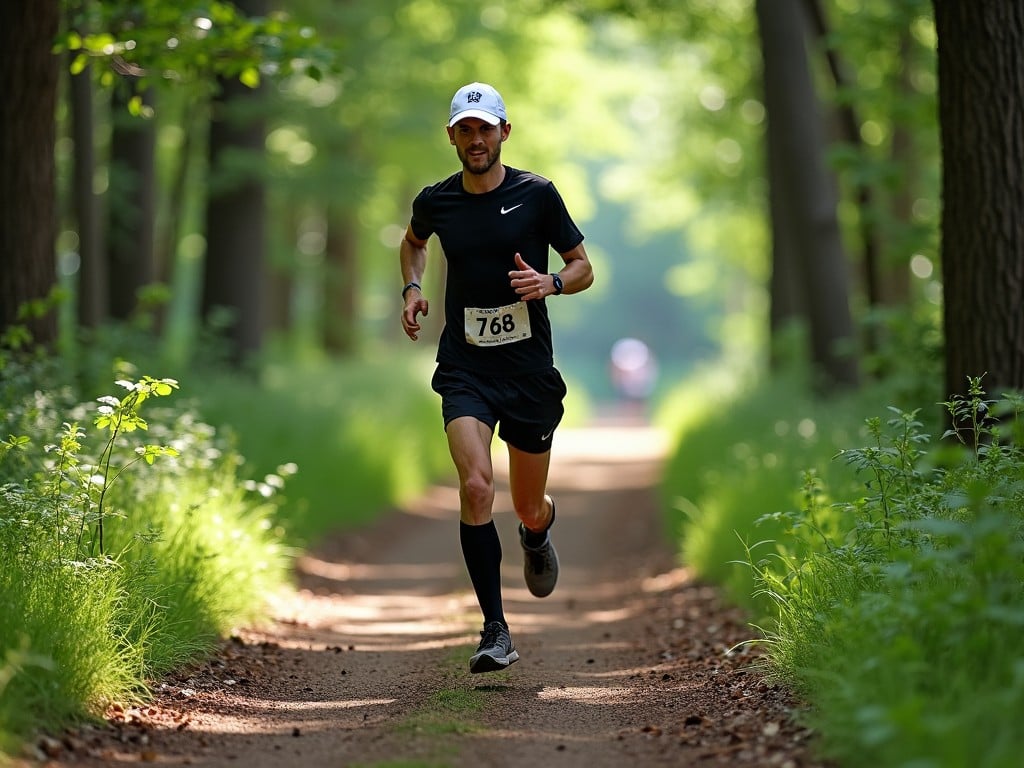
[{"xmin": 469, "ymin": 649, "xmax": 520, "ymax": 674}]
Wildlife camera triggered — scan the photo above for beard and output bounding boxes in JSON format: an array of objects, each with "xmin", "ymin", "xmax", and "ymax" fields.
[{"xmin": 457, "ymin": 143, "xmax": 501, "ymax": 175}]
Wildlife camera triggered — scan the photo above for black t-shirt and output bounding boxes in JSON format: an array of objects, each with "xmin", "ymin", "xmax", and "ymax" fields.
[{"xmin": 410, "ymin": 166, "xmax": 584, "ymax": 376}]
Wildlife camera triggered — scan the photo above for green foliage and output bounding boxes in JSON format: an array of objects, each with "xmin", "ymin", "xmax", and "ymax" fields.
[
  {"xmin": 659, "ymin": 366, "xmax": 880, "ymax": 613},
  {"xmin": 664, "ymin": 368, "xmax": 1024, "ymax": 765},
  {"xmin": 750, "ymin": 380, "xmax": 1024, "ymax": 767},
  {"xmin": 60, "ymin": 0, "xmax": 334, "ymax": 91},
  {"xmin": 191, "ymin": 350, "xmax": 453, "ymax": 544},
  {"xmin": 0, "ymin": 355, "xmax": 289, "ymax": 754}
]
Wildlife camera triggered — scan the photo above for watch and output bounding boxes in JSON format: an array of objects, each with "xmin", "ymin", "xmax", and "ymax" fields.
[{"xmin": 550, "ymin": 273, "xmax": 563, "ymax": 295}]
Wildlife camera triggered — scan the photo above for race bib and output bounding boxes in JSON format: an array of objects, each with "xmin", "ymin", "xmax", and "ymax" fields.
[{"xmin": 464, "ymin": 301, "xmax": 532, "ymax": 347}]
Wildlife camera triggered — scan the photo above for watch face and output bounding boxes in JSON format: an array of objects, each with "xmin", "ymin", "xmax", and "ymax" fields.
[{"xmin": 552, "ymin": 273, "xmax": 563, "ymax": 294}]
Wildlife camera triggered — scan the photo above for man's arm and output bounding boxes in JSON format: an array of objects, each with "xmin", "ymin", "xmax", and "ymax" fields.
[
  {"xmin": 400, "ymin": 226, "xmax": 430, "ymax": 341},
  {"xmin": 553, "ymin": 242, "xmax": 594, "ymax": 295}
]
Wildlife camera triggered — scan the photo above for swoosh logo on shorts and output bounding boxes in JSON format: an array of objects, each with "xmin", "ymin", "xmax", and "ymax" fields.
[{"xmin": 500, "ymin": 204, "xmax": 523, "ymax": 215}]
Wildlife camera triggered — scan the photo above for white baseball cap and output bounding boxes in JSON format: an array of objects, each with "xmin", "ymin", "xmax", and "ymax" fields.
[{"xmin": 448, "ymin": 82, "xmax": 507, "ymax": 127}]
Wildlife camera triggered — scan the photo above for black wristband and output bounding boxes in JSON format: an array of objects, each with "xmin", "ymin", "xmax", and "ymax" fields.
[
  {"xmin": 402, "ymin": 281, "xmax": 421, "ymax": 299},
  {"xmin": 550, "ymin": 272, "xmax": 563, "ymax": 295}
]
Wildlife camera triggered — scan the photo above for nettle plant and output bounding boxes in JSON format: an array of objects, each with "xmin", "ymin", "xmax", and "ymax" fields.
[{"xmin": 3, "ymin": 376, "xmax": 181, "ymax": 561}]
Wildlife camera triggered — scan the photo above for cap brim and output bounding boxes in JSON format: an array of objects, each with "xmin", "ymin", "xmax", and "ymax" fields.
[{"xmin": 448, "ymin": 109, "xmax": 502, "ymax": 127}]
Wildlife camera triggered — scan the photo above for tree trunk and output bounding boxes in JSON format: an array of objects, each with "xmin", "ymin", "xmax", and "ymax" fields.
[
  {"xmin": 881, "ymin": 27, "xmax": 915, "ymax": 309},
  {"xmin": 0, "ymin": 0, "xmax": 59, "ymax": 345},
  {"xmin": 756, "ymin": 0, "xmax": 860, "ymax": 390},
  {"xmin": 323, "ymin": 207, "xmax": 358, "ymax": 355},
  {"xmin": 934, "ymin": 1, "xmax": 1024, "ymax": 400},
  {"xmin": 202, "ymin": 70, "xmax": 268, "ymax": 365},
  {"xmin": 766, "ymin": 92, "xmax": 805, "ymax": 369},
  {"xmin": 802, "ymin": 0, "xmax": 889, "ymax": 314},
  {"xmin": 107, "ymin": 81, "xmax": 157, "ymax": 320},
  {"xmin": 68, "ymin": 46, "xmax": 106, "ymax": 329}
]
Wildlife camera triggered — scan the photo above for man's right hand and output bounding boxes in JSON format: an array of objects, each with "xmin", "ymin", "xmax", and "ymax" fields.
[{"xmin": 402, "ymin": 291, "xmax": 429, "ymax": 341}]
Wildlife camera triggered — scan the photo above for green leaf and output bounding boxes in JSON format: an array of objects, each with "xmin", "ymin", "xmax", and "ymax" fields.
[
  {"xmin": 239, "ymin": 66, "xmax": 260, "ymax": 88},
  {"xmin": 70, "ymin": 53, "xmax": 89, "ymax": 75}
]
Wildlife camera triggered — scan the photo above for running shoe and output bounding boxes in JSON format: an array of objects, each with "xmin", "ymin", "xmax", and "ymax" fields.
[
  {"xmin": 519, "ymin": 497, "xmax": 559, "ymax": 598},
  {"xmin": 469, "ymin": 621, "xmax": 520, "ymax": 674}
]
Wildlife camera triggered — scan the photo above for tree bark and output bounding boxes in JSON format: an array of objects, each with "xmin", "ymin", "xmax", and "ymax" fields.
[
  {"xmin": 766, "ymin": 87, "xmax": 805, "ymax": 366},
  {"xmin": 882, "ymin": 27, "xmax": 915, "ymax": 308},
  {"xmin": 933, "ymin": 0, "xmax": 1024, "ymax": 399},
  {"xmin": 323, "ymin": 207, "xmax": 358, "ymax": 356},
  {"xmin": 202, "ymin": 65, "xmax": 268, "ymax": 364},
  {"xmin": 67, "ymin": 1, "xmax": 106, "ymax": 330},
  {"xmin": 757, "ymin": 0, "xmax": 860, "ymax": 390},
  {"xmin": 0, "ymin": 0, "xmax": 59, "ymax": 345},
  {"xmin": 107, "ymin": 81, "xmax": 157, "ymax": 320}
]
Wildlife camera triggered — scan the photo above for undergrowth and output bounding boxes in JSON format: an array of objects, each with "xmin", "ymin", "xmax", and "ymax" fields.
[
  {"xmin": 0, "ymin": 353, "xmax": 290, "ymax": 756},
  {"xmin": 192, "ymin": 353, "xmax": 453, "ymax": 544},
  {"xmin": 751, "ymin": 378, "xmax": 1024, "ymax": 767},
  {"xmin": 659, "ymin": 370, "xmax": 880, "ymax": 614}
]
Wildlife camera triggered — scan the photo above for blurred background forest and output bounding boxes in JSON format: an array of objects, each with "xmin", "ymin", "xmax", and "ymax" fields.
[{"xmin": 5, "ymin": 0, "xmax": 946, "ymax": 403}]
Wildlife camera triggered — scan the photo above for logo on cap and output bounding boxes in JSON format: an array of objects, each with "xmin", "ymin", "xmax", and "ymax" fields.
[{"xmin": 467, "ymin": 91, "xmax": 482, "ymax": 103}]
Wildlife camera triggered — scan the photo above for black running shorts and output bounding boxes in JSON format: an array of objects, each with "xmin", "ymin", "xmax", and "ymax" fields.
[{"xmin": 430, "ymin": 365, "xmax": 567, "ymax": 454}]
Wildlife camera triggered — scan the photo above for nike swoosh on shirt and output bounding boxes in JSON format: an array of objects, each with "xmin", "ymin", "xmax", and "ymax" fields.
[{"xmin": 500, "ymin": 204, "xmax": 524, "ymax": 214}]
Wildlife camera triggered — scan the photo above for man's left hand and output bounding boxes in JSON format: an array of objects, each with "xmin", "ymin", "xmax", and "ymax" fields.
[{"xmin": 509, "ymin": 253, "xmax": 554, "ymax": 301}]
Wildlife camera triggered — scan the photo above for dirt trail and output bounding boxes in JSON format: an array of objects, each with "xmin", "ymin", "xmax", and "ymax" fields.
[{"xmin": 33, "ymin": 422, "xmax": 824, "ymax": 767}]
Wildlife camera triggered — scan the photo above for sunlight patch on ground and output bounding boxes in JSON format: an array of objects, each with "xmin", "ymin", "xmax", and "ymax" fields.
[
  {"xmin": 580, "ymin": 606, "xmax": 641, "ymax": 624},
  {"xmin": 296, "ymin": 555, "xmax": 461, "ymax": 583},
  {"xmin": 271, "ymin": 590, "xmax": 472, "ymax": 621},
  {"xmin": 641, "ymin": 566, "xmax": 693, "ymax": 592},
  {"xmin": 537, "ymin": 685, "xmax": 635, "ymax": 704},
  {"xmin": 544, "ymin": 426, "xmax": 669, "ymax": 462},
  {"xmin": 398, "ymin": 484, "xmax": 461, "ymax": 520},
  {"xmin": 264, "ymin": 589, "xmax": 478, "ymax": 648},
  {"xmin": 546, "ymin": 461, "xmax": 663, "ymax": 491},
  {"xmin": 491, "ymin": 425, "xmax": 669, "ymax": 489},
  {"xmin": 189, "ymin": 699, "xmax": 396, "ymax": 735},
  {"xmin": 314, "ymin": 621, "xmax": 461, "ymax": 639},
  {"xmin": 542, "ymin": 641, "xmax": 636, "ymax": 655}
]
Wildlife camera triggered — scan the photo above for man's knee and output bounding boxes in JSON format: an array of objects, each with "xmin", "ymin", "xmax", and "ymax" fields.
[{"xmin": 461, "ymin": 471, "xmax": 494, "ymax": 510}]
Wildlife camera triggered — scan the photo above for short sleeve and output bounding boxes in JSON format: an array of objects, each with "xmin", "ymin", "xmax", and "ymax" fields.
[
  {"xmin": 409, "ymin": 186, "xmax": 435, "ymax": 242},
  {"xmin": 543, "ymin": 182, "xmax": 584, "ymax": 254}
]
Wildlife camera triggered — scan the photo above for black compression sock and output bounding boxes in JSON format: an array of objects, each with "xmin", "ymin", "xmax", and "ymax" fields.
[{"xmin": 460, "ymin": 520, "xmax": 505, "ymax": 627}]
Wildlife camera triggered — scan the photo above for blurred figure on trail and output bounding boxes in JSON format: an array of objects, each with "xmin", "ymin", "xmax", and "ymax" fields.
[{"xmin": 609, "ymin": 337, "xmax": 658, "ymax": 420}]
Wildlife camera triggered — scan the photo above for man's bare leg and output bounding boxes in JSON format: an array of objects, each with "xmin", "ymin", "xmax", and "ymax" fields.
[
  {"xmin": 445, "ymin": 416, "xmax": 496, "ymax": 524},
  {"xmin": 508, "ymin": 444, "xmax": 559, "ymax": 598},
  {"xmin": 507, "ymin": 444, "xmax": 553, "ymax": 532},
  {"xmin": 446, "ymin": 417, "xmax": 519, "ymax": 672}
]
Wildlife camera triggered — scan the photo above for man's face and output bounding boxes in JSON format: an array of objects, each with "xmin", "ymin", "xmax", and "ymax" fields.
[{"xmin": 447, "ymin": 117, "xmax": 509, "ymax": 175}]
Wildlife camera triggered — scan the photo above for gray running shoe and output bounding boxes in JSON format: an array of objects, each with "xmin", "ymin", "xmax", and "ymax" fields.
[
  {"xmin": 469, "ymin": 621, "xmax": 520, "ymax": 674},
  {"xmin": 519, "ymin": 499, "xmax": 559, "ymax": 598}
]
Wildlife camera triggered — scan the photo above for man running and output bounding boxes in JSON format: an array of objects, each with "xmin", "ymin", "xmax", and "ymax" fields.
[{"xmin": 399, "ymin": 81, "xmax": 594, "ymax": 673}]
